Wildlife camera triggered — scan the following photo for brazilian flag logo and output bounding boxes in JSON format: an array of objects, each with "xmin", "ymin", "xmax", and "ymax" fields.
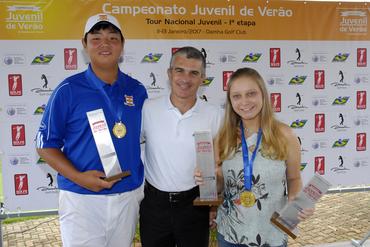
[
  {"xmin": 31, "ymin": 54, "xmax": 54, "ymax": 65},
  {"xmin": 37, "ymin": 157, "xmax": 46, "ymax": 164},
  {"xmin": 242, "ymin": 53, "xmax": 262, "ymax": 63},
  {"xmin": 289, "ymin": 76, "xmax": 307, "ymax": 85},
  {"xmin": 290, "ymin": 119, "xmax": 307, "ymax": 128},
  {"xmin": 332, "ymin": 139, "xmax": 349, "ymax": 148},
  {"xmin": 332, "ymin": 53, "xmax": 350, "ymax": 62},
  {"xmin": 202, "ymin": 77, "xmax": 214, "ymax": 86},
  {"xmin": 141, "ymin": 53, "xmax": 162, "ymax": 63},
  {"xmin": 332, "ymin": 96, "xmax": 349, "ymax": 105},
  {"xmin": 300, "ymin": 163, "xmax": 307, "ymax": 171},
  {"xmin": 34, "ymin": 104, "xmax": 46, "ymax": 115}
]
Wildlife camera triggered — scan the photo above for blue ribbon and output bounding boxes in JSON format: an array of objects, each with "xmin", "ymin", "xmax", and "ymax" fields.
[
  {"xmin": 88, "ymin": 66, "xmax": 124, "ymax": 125},
  {"xmin": 240, "ymin": 122, "xmax": 262, "ymax": 191}
]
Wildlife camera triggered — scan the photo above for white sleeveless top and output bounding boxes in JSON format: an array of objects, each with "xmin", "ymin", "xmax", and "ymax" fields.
[{"xmin": 216, "ymin": 133, "xmax": 288, "ymax": 246}]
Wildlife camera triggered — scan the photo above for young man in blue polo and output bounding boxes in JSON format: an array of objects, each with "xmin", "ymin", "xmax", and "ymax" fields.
[{"xmin": 36, "ymin": 13, "xmax": 147, "ymax": 247}]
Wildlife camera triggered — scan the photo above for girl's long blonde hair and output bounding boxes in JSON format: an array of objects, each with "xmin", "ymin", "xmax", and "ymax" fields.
[{"xmin": 217, "ymin": 67, "xmax": 288, "ymax": 162}]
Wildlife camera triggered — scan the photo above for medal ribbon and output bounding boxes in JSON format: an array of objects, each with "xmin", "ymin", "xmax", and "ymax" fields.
[
  {"xmin": 240, "ymin": 122, "xmax": 262, "ymax": 191},
  {"xmin": 88, "ymin": 66, "xmax": 124, "ymax": 124}
]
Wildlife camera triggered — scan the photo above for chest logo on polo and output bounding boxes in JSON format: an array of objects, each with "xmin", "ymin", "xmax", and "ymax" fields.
[{"xmin": 124, "ymin": 95, "xmax": 135, "ymax": 106}]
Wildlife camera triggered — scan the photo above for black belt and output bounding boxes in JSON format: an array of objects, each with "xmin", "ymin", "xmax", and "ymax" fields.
[{"xmin": 144, "ymin": 181, "xmax": 199, "ymax": 204}]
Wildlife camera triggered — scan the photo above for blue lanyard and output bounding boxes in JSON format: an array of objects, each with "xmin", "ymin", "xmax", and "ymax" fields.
[
  {"xmin": 240, "ymin": 122, "xmax": 262, "ymax": 191},
  {"xmin": 87, "ymin": 66, "xmax": 124, "ymax": 123}
]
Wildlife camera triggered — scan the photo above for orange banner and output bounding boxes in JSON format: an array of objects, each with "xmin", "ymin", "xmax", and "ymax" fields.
[{"xmin": 0, "ymin": 0, "xmax": 369, "ymax": 40}]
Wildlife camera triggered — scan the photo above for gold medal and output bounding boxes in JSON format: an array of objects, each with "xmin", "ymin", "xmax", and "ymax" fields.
[
  {"xmin": 112, "ymin": 122, "xmax": 126, "ymax": 138},
  {"xmin": 240, "ymin": 191, "xmax": 256, "ymax": 207}
]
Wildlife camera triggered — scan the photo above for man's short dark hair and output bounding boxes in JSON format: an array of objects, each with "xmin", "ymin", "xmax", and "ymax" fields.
[{"xmin": 170, "ymin": 46, "xmax": 206, "ymax": 76}]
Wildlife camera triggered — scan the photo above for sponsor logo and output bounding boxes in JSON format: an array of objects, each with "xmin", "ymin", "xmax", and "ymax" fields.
[
  {"xmin": 332, "ymin": 96, "xmax": 349, "ymax": 105},
  {"xmin": 288, "ymin": 93, "xmax": 308, "ymax": 111},
  {"xmin": 314, "ymin": 156, "xmax": 325, "ymax": 175},
  {"xmin": 332, "ymin": 138, "xmax": 349, "ymax": 148},
  {"xmin": 141, "ymin": 53, "xmax": 162, "ymax": 63},
  {"xmin": 314, "ymin": 70, "xmax": 325, "ymax": 89},
  {"xmin": 11, "ymin": 124, "xmax": 26, "ymax": 146},
  {"xmin": 356, "ymin": 133, "xmax": 366, "ymax": 151},
  {"xmin": 339, "ymin": 10, "xmax": 367, "ymax": 35},
  {"xmin": 330, "ymin": 70, "xmax": 350, "ymax": 88},
  {"xmin": 6, "ymin": 107, "xmax": 16, "ymax": 116},
  {"xmin": 312, "ymin": 96, "xmax": 329, "ymax": 107},
  {"xmin": 311, "ymin": 139, "xmax": 328, "ymax": 150},
  {"xmin": 8, "ymin": 154, "xmax": 32, "ymax": 166},
  {"xmin": 199, "ymin": 95, "xmax": 208, "ymax": 102},
  {"xmin": 200, "ymin": 48, "xmax": 215, "ymax": 66},
  {"xmin": 10, "ymin": 157, "xmax": 19, "ymax": 165},
  {"xmin": 270, "ymin": 48, "xmax": 281, "ymax": 68},
  {"xmin": 30, "ymin": 74, "xmax": 53, "ymax": 96},
  {"xmin": 297, "ymin": 136, "xmax": 308, "ymax": 153},
  {"xmin": 5, "ymin": 104, "xmax": 27, "ymax": 117},
  {"xmin": 315, "ymin": 114, "xmax": 325, "ymax": 133},
  {"xmin": 330, "ymin": 155, "xmax": 349, "ymax": 173},
  {"xmin": 5, "ymin": 5, "xmax": 44, "ymax": 33},
  {"xmin": 124, "ymin": 95, "xmax": 135, "ymax": 106},
  {"xmin": 37, "ymin": 157, "xmax": 46, "ymax": 164},
  {"xmin": 290, "ymin": 119, "xmax": 307, "ymax": 129},
  {"xmin": 289, "ymin": 75, "xmax": 307, "ymax": 85},
  {"xmin": 31, "ymin": 54, "xmax": 54, "ymax": 65},
  {"xmin": 266, "ymin": 75, "xmax": 285, "ymax": 86},
  {"xmin": 300, "ymin": 162, "xmax": 307, "ymax": 171},
  {"xmin": 353, "ymin": 115, "xmax": 369, "ymax": 127},
  {"xmin": 14, "ymin": 174, "xmax": 28, "ymax": 195},
  {"xmin": 270, "ymin": 93, "xmax": 281, "ymax": 112},
  {"xmin": 332, "ymin": 53, "xmax": 350, "ymax": 62},
  {"xmin": 330, "ymin": 113, "xmax": 350, "ymax": 131},
  {"xmin": 353, "ymin": 74, "xmax": 369, "ymax": 85},
  {"xmin": 64, "ymin": 48, "xmax": 77, "ymax": 70},
  {"xmin": 219, "ymin": 53, "xmax": 237, "ymax": 63},
  {"xmin": 145, "ymin": 72, "xmax": 164, "ymax": 93},
  {"xmin": 353, "ymin": 158, "xmax": 369, "ymax": 168},
  {"xmin": 36, "ymin": 173, "xmax": 58, "ymax": 193},
  {"xmin": 287, "ymin": 48, "xmax": 307, "ymax": 66},
  {"xmin": 34, "ymin": 104, "xmax": 46, "ymax": 115},
  {"xmin": 3, "ymin": 54, "xmax": 26, "ymax": 66},
  {"xmin": 92, "ymin": 120, "xmax": 107, "ymax": 133},
  {"xmin": 122, "ymin": 51, "xmax": 137, "ymax": 64},
  {"xmin": 357, "ymin": 91, "xmax": 367, "ymax": 110},
  {"xmin": 242, "ymin": 53, "xmax": 262, "ymax": 63},
  {"xmin": 202, "ymin": 77, "xmax": 215, "ymax": 86},
  {"xmin": 311, "ymin": 52, "xmax": 328, "ymax": 63},
  {"xmin": 223, "ymin": 71, "xmax": 233, "ymax": 91},
  {"xmin": 171, "ymin": 47, "xmax": 180, "ymax": 54},
  {"xmin": 8, "ymin": 74, "xmax": 22, "ymax": 96},
  {"xmin": 357, "ymin": 48, "xmax": 367, "ymax": 67}
]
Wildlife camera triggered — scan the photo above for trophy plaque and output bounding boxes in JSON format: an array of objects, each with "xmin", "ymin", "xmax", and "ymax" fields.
[
  {"xmin": 193, "ymin": 131, "xmax": 222, "ymax": 206},
  {"xmin": 271, "ymin": 173, "xmax": 331, "ymax": 239},
  {"xmin": 87, "ymin": 109, "xmax": 131, "ymax": 182}
]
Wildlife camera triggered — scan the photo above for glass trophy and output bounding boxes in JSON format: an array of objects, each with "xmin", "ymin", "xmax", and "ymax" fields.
[
  {"xmin": 87, "ymin": 109, "xmax": 130, "ymax": 182},
  {"xmin": 193, "ymin": 131, "xmax": 222, "ymax": 206},
  {"xmin": 271, "ymin": 173, "xmax": 331, "ymax": 239}
]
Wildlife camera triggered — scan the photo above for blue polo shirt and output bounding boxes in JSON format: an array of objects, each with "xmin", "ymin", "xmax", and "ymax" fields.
[{"xmin": 36, "ymin": 65, "xmax": 147, "ymax": 194}]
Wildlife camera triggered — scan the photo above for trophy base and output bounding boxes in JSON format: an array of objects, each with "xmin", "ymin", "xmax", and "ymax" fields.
[
  {"xmin": 270, "ymin": 212, "xmax": 298, "ymax": 239},
  {"xmin": 193, "ymin": 196, "xmax": 223, "ymax": 206},
  {"xmin": 104, "ymin": 170, "xmax": 131, "ymax": 182}
]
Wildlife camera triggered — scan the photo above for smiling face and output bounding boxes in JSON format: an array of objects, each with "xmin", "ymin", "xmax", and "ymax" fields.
[
  {"xmin": 229, "ymin": 76, "xmax": 263, "ymax": 124},
  {"xmin": 82, "ymin": 25, "xmax": 123, "ymax": 70},
  {"xmin": 168, "ymin": 54, "xmax": 205, "ymax": 105}
]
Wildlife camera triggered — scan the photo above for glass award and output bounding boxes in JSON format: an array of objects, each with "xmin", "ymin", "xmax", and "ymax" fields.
[
  {"xmin": 193, "ymin": 131, "xmax": 222, "ymax": 206},
  {"xmin": 271, "ymin": 173, "xmax": 331, "ymax": 239},
  {"xmin": 87, "ymin": 109, "xmax": 130, "ymax": 182}
]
